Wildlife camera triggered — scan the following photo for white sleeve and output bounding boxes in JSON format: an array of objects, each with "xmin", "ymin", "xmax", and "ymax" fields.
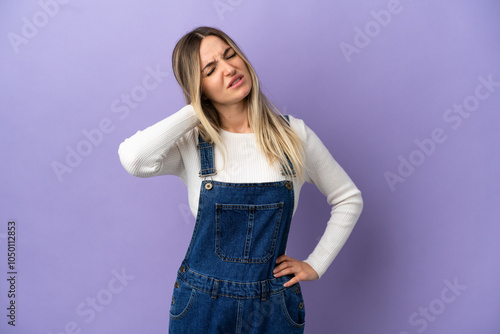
[
  {"xmin": 291, "ymin": 116, "xmax": 364, "ymax": 279},
  {"xmin": 118, "ymin": 104, "xmax": 200, "ymax": 178}
]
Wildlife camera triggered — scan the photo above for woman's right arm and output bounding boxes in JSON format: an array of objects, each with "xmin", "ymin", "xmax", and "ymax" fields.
[{"xmin": 118, "ymin": 104, "xmax": 200, "ymax": 178}]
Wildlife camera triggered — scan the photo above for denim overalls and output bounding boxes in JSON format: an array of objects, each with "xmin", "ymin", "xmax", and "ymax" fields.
[{"xmin": 169, "ymin": 116, "xmax": 306, "ymax": 334}]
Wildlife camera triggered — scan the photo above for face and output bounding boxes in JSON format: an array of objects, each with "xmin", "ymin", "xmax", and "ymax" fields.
[{"xmin": 199, "ymin": 35, "xmax": 252, "ymax": 110}]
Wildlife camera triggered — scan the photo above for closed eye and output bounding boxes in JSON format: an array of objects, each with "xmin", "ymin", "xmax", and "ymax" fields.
[{"xmin": 205, "ymin": 51, "xmax": 237, "ymax": 77}]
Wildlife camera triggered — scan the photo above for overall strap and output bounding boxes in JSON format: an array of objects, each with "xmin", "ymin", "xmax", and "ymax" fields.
[
  {"xmin": 197, "ymin": 130, "xmax": 217, "ymax": 177},
  {"xmin": 197, "ymin": 115, "xmax": 296, "ymax": 178}
]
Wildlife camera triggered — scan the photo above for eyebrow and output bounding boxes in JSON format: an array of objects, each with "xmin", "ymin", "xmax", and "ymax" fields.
[{"xmin": 201, "ymin": 47, "xmax": 233, "ymax": 72}]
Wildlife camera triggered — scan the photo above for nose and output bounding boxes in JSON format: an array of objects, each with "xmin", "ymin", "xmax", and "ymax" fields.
[{"xmin": 220, "ymin": 59, "xmax": 236, "ymax": 76}]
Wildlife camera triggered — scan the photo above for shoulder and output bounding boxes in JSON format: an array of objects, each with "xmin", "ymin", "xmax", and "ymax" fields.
[
  {"xmin": 285, "ymin": 114, "xmax": 332, "ymax": 156},
  {"xmin": 284, "ymin": 114, "xmax": 312, "ymax": 143}
]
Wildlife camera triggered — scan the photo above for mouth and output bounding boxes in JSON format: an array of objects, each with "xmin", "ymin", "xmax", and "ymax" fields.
[{"xmin": 228, "ymin": 74, "xmax": 244, "ymax": 89}]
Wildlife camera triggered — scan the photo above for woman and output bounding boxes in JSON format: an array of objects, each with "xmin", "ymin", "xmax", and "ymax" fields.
[{"xmin": 118, "ymin": 26, "xmax": 363, "ymax": 333}]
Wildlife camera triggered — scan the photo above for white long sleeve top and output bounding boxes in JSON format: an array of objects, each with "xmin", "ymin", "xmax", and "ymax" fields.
[{"xmin": 118, "ymin": 104, "xmax": 363, "ymax": 279}]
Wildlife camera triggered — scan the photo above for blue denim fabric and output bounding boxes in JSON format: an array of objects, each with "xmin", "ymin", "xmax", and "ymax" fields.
[{"xmin": 169, "ymin": 116, "xmax": 305, "ymax": 333}]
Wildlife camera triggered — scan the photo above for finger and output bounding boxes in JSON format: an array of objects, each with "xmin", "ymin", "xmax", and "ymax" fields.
[
  {"xmin": 273, "ymin": 260, "xmax": 294, "ymax": 274},
  {"xmin": 274, "ymin": 259, "xmax": 292, "ymax": 269},
  {"xmin": 283, "ymin": 276, "xmax": 300, "ymax": 287},
  {"xmin": 273, "ymin": 266, "xmax": 288, "ymax": 277},
  {"xmin": 274, "ymin": 260, "xmax": 292, "ymax": 273},
  {"xmin": 275, "ymin": 264, "xmax": 299, "ymax": 278},
  {"xmin": 273, "ymin": 263, "xmax": 290, "ymax": 276},
  {"xmin": 275, "ymin": 255, "xmax": 290, "ymax": 264}
]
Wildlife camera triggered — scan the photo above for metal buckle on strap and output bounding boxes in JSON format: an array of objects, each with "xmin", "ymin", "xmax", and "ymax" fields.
[
  {"xmin": 281, "ymin": 170, "xmax": 297, "ymax": 177},
  {"xmin": 198, "ymin": 170, "xmax": 218, "ymax": 177}
]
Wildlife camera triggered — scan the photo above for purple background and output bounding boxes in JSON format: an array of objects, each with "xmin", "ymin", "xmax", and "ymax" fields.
[{"xmin": 1, "ymin": 0, "xmax": 499, "ymax": 333}]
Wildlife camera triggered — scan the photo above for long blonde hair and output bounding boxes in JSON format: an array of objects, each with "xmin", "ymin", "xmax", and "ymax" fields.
[{"xmin": 172, "ymin": 26, "xmax": 307, "ymax": 183}]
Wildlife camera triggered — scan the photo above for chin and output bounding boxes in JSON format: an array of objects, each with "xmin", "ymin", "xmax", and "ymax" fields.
[{"xmin": 241, "ymin": 85, "xmax": 252, "ymax": 98}]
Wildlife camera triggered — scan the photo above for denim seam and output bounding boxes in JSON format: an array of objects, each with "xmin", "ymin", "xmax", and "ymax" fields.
[
  {"xmin": 214, "ymin": 203, "xmax": 284, "ymax": 264},
  {"xmin": 177, "ymin": 265, "xmax": 295, "ymax": 297},
  {"xmin": 207, "ymin": 182, "xmax": 288, "ymax": 188},
  {"xmin": 235, "ymin": 299, "xmax": 243, "ymax": 334},
  {"xmin": 184, "ymin": 183, "xmax": 205, "ymax": 259},
  {"xmin": 179, "ymin": 274, "xmax": 287, "ymax": 299},
  {"xmin": 169, "ymin": 288, "xmax": 196, "ymax": 320},
  {"xmin": 279, "ymin": 290, "xmax": 306, "ymax": 328}
]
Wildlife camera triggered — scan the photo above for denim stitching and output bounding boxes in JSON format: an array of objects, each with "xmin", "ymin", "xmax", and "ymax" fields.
[
  {"xmin": 169, "ymin": 287, "xmax": 196, "ymax": 320},
  {"xmin": 279, "ymin": 289, "xmax": 306, "ymax": 328},
  {"xmin": 214, "ymin": 203, "xmax": 284, "ymax": 263},
  {"xmin": 184, "ymin": 183, "xmax": 205, "ymax": 259}
]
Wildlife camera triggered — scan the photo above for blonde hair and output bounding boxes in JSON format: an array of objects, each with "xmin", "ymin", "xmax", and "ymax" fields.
[{"xmin": 172, "ymin": 26, "xmax": 307, "ymax": 183}]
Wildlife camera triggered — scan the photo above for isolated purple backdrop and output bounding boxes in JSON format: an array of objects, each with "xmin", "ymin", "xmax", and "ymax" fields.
[{"xmin": 1, "ymin": 0, "xmax": 499, "ymax": 333}]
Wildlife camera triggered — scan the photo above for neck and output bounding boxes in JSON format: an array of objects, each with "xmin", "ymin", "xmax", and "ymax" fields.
[{"xmin": 214, "ymin": 100, "xmax": 252, "ymax": 133}]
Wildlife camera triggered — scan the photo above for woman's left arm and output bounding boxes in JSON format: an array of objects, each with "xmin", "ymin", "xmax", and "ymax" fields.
[{"xmin": 273, "ymin": 116, "xmax": 364, "ymax": 287}]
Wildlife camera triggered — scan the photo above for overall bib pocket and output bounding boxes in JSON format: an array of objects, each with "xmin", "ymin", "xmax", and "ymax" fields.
[
  {"xmin": 215, "ymin": 202, "xmax": 284, "ymax": 263},
  {"xmin": 169, "ymin": 277, "xmax": 197, "ymax": 320}
]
